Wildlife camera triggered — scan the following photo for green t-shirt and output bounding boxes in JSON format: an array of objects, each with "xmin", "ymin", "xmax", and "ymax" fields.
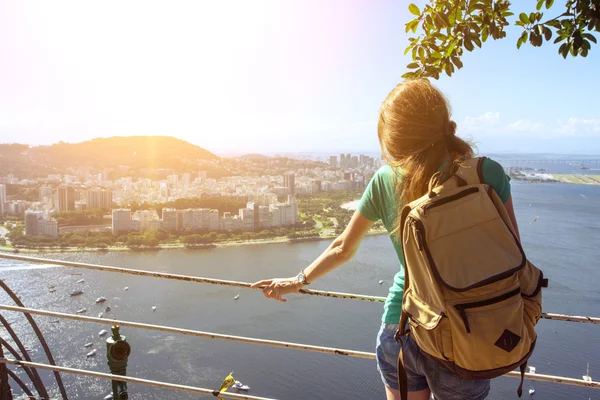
[{"xmin": 357, "ymin": 158, "xmax": 512, "ymax": 324}]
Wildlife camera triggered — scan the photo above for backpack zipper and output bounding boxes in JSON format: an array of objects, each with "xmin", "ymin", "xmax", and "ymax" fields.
[
  {"xmin": 422, "ymin": 187, "xmax": 479, "ymax": 214},
  {"xmin": 454, "ymin": 287, "xmax": 521, "ymax": 333}
]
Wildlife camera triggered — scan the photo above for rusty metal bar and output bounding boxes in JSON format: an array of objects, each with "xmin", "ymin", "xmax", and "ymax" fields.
[
  {"xmin": 0, "ymin": 279, "xmax": 68, "ymax": 399},
  {"xmin": 0, "ymin": 305, "xmax": 374, "ymax": 360},
  {"xmin": 0, "ymin": 304, "xmax": 598, "ymax": 390},
  {"xmin": 0, "ymin": 358, "xmax": 277, "ymax": 399},
  {"xmin": 1, "ymin": 253, "xmax": 597, "ymax": 324}
]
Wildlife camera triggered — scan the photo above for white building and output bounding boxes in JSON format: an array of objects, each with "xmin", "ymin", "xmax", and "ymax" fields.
[
  {"xmin": 132, "ymin": 210, "xmax": 161, "ymax": 230},
  {"xmin": 87, "ymin": 189, "xmax": 113, "ymax": 209},
  {"xmin": 112, "ymin": 209, "xmax": 133, "ymax": 234},
  {"xmin": 0, "ymin": 184, "xmax": 5, "ymax": 215},
  {"xmin": 161, "ymin": 208, "xmax": 178, "ymax": 232},
  {"xmin": 24, "ymin": 210, "xmax": 58, "ymax": 238}
]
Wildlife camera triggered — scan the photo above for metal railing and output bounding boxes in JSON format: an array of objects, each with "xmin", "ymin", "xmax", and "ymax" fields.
[{"xmin": 0, "ymin": 252, "xmax": 598, "ymax": 399}]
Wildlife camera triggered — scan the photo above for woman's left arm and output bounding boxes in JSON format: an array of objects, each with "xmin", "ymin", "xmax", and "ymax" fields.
[{"xmin": 251, "ymin": 210, "xmax": 375, "ymax": 302}]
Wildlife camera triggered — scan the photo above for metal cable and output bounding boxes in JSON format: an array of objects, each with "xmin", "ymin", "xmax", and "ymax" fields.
[{"xmin": 1, "ymin": 253, "xmax": 598, "ymax": 324}]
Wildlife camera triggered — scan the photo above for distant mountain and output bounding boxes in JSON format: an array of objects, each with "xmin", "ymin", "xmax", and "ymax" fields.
[
  {"xmin": 0, "ymin": 136, "xmax": 226, "ymax": 179},
  {"xmin": 235, "ymin": 153, "xmax": 271, "ymax": 160}
]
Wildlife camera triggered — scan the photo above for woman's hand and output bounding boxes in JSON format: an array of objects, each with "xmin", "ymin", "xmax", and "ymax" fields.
[{"xmin": 250, "ymin": 277, "xmax": 302, "ymax": 303}]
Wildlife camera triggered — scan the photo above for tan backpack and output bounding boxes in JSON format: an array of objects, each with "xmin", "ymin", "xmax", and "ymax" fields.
[{"xmin": 395, "ymin": 157, "xmax": 547, "ymax": 399}]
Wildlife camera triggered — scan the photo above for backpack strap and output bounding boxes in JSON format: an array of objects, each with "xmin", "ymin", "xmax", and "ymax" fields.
[
  {"xmin": 517, "ymin": 362, "xmax": 527, "ymax": 397},
  {"xmin": 455, "ymin": 157, "xmax": 486, "ymax": 185}
]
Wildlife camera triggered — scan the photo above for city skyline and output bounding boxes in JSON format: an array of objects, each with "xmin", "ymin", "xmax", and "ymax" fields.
[{"xmin": 1, "ymin": 2, "xmax": 599, "ymax": 154}]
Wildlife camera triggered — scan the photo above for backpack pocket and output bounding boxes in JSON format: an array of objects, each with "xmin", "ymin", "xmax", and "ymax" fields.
[
  {"xmin": 446, "ymin": 284, "xmax": 531, "ymax": 373},
  {"xmin": 403, "ymin": 289, "xmax": 449, "ymax": 361}
]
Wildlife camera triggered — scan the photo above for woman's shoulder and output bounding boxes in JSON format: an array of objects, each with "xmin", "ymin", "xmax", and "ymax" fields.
[
  {"xmin": 374, "ymin": 164, "xmax": 401, "ymax": 180},
  {"xmin": 480, "ymin": 157, "xmax": 506, "ymax": 175}
]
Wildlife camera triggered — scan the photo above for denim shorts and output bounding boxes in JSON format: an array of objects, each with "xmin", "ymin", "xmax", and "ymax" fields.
[{"xmin": 376, "ymin": 323, "xmax": 491, "ymax": 399}]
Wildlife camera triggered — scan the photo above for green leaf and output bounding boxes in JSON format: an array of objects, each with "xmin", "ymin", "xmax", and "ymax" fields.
[
  {"xmin": 407, "ymin": 62, "xmax": 420, "ymax": 69},
  {"xmin": 482, "ymin": 28, "xmax": 489, "ymax": 43},
  {"xmin": 517, "ymin": 31, "xmax": 528, "ymax": 49},
  {"xmin": 408, "ymin": 3, "xmax": 420, "ymax": 16},
  {"xmin": 536, "ymin": 0, "xmax": 544, "ymax": 11},
  {"xmin": 545, "ymin": 0, "xmax": 554, "ymax": 8},
  {"xmin": 559, "ymin": 42, "xmax": 568, "ymax": 58},
  {"xmin": 473, "ymin": 37, "xmax": 482, "ymax": 48},
  {"xmin": 503, "ymin": 12, "xmax": 514, "ymax": 17},
  {"xmin": 546, "ymin": 20, "xmax": 561, "ymax": 28},
  {"xmin": 519, "ymin": 13, "xmax": 529, "ymax": 24},
  {"xmin": 553, "ymin": 36, "xmax": 563, "ymax": 44},
  {"xmin": 401, "ymin": 71, "xmax": 416, "ymax": 79},
  {"xmin": 404, "ymin": 45, "xmax": 412, "ymax": 56},
  {"xmin": 583, "ymin": 33, "xmax": 597, "ymax": 44}
]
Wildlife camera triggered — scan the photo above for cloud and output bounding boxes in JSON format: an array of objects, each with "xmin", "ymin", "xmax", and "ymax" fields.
[
  {"xmin": 506, "ymin": 120, "xmax": 545, "ymax": 133},
  {"xmin": 459, "ymin": 112, "xmax": 600, "ymax": 139},
  {"xmin": 461, "ymin": 112, "xmax": 500, "ymax": 132},
  {"xmin": 556, "ymin": 118, "xmax": 600, "ymax": 136}
]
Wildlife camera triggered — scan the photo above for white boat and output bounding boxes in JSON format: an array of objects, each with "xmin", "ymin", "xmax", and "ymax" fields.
[
  {"xmin": 86, "ymin": 349, "xmax": 97, "ymax": 357},
  {"xmin": 234, "ymin": 294, "xmax": 240, "ymax": 300},
  {"xmin": 104, "ymin": 394, "xmax": 114, "ymax": 400},
  {"xmin": 528, "ymin": 366, "xmax": 536, "ymax": 374},
  {"xmin": 84, "ymin": 343, "xmax": 93, "ymax": 348},
  {"xmin": 98, "ymin": 312, "xmax": 104, "ymax": 318},
  {"xmin": 76, "ymin": 308, "xmax": 87, "ymax": 314},
  {"xmin": 95, "ymin": 297, "xmax": 107, "ymax": 303},
  {"xmin": 124, "ymin": 286, "xmax": 129, "ymax": 291},
  {"xmin": 583, "ymin": 362, "xmax": 592, "ymax": 382},
  {"xmin": 378, "ymin": 280, "xmax": 384, "ymax": 284},
  {"xmin": 99, "ymin": 329, "xmax": 108, "ymax": 337},
  {"xmin": 152, "ymin": 306, "xmax": 157, "ymax": 311},
  {"xmin": 70, "ymin": 290, "xmax": 84, "ymax": 296},
  {"xmin": 231, "ymin": 381, "xmax": 250, "ymax": 391},
  {"xmin": 49, "ymin": 288, "xmax": 56, "ymax": 293},
  {"xmin": 529, "ymin": 387, "xmax": 535, "ymax": 396},
  {"xmin": 76, "ymin": 279, "xmax": 85, "ymax": 284}
]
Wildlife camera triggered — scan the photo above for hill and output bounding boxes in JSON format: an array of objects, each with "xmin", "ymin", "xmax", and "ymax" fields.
[{"xmin": 0, "ymin": 136, "xmax": 227, "ymax": 179}]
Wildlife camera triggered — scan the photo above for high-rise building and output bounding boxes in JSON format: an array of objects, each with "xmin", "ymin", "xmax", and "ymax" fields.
[
  {"xmin": 112, "ymin": 209, "xmax": 132, "ymax": 234},
  {"xmin": 329, "ymin": 156, "xmax": 337, "ymax": 168},
  {"xmin": 161, "ymin": 208, "xmax": 179, "ymax": 232},
  {"xmin": 39, "ymin": 186, "xmax": 53, "ymax": 202},
  {"xmin": 283, "ymin": 172, "xmax": 296, "ymax": 195},
  {"xmin": 24, "ymin": 210, "xmax": 58, "ymax": 238},
  {"xmin": 25, "ymin": 211, "xmax": 42, "ymax": 236},
  {"xmin": 57, "ymin": 186, "xmax": 75, "ymax": 212},
  {"xmin": 86, "ymin": 189, "xmax": 113, "ymax": 209},
  {"xmin": 167, "ymin": 174, "xmax": 179, "ymax": 188},
  {"xmin": 247, "ymin": 202, "xmax": 260, "ymax": 231},
  {"xmin": 0, "ymin": 184, "xmax": 6, "ymax": 215}
]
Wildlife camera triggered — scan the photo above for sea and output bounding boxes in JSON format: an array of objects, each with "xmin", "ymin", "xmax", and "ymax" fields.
[{"xmin": 1, "ymin": 179, "xmax": 600, "ymax": 399}]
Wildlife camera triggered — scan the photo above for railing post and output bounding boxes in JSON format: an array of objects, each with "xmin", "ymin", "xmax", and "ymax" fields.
[
  {"xmin": 0, "ymin": 343, "xmax": 12, "ymax": 400},
  {"xmin": 106, "ymin": 325, "xmax": 131, "ymax": 399}
]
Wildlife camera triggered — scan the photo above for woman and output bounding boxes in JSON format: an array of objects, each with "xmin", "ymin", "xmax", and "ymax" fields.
[{"xmin": 251, "ymin": 79, "xmax": 520, "ymax": 400}]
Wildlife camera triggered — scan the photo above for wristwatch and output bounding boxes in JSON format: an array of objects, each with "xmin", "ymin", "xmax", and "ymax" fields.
[{"xmin": 297, "ymin": 270, "xmax": 310, "ymax": 285}]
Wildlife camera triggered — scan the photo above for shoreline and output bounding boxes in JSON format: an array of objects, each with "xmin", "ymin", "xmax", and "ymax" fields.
[{"xmin": 0, "ymin": 230, "xmax": 388, "ymax": 255}]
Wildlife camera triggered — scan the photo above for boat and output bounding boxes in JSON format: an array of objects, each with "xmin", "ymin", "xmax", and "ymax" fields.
[
  {"xmin": 583, "ymin": 362, "xmax": 592, "ymax": 382},
  {"xmin": 50, "ymin": 320, "xmax": 60, "ymax": 324},
  {"xmin": 48, "ymin": 288, "xmax": 56, "ymax": 293},
  {"xmin": 234, "ymin": 294, "xmax": 240, "ymax": 300},
  {"xmin": 76, "ymin": 279, "xmax": 85, "ymax": 283},
  {"xmin": 76, "ymin": 308, "xmax": 87, "ymax": 314},
  {"xmin": 152, "ymin": 306, "xmax": 157, "ymax": 311},
  {"xmin": 99, "ymin": 329, "xmax": 108, "ymax": 337},
  {"xmin": 70, "ymin": 290, "xmax": 84, "ymax": 296},
  {"xmin": 84, "ymin": 343, "xmax": 93, "ymax": 348},
  {"xmin": 124, "ymin": 286, "xmax": 129, "ymax": 291},
  {"xmin": 378, "ymin": 280, "xmax": 384, "ymax": 284},
  {"xmin": 105, "ymin": 306, "xmax": 111, "ymax": 312},
  {"xmin": 529, "ymin": 387, "xmax": 535, "ymax": 396},
  {"xmin": 95, "ymin": 297, "xmax": 107, "ymax": 303},
  {"xmin": 528, "ymin": 366, "xmax": 536, "ymax": 374},
  {"xmin": 231, "ymin": 380, "xmax": 250, "ymax": 392},
  {"xmin": 104, "ymin": 395, "xmax": 114, "ymax": 400},
  {"xmin": 98, "ymin": 312, "xmax": 104, "ymax": 318},
  {"xmin": 86, "ymin": 349, "xmax": 97, "ymax": 357}
]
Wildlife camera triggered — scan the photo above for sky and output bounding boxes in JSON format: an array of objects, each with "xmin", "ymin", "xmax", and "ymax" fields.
[{"xmin": 0, "ymin": 1, "xmax": 599, "ymax": 155}]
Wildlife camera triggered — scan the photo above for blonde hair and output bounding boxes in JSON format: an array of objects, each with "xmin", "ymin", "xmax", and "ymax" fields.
[{"xmin": 378, "ymin": 79, "xmax": 474, "ymax": 238}]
